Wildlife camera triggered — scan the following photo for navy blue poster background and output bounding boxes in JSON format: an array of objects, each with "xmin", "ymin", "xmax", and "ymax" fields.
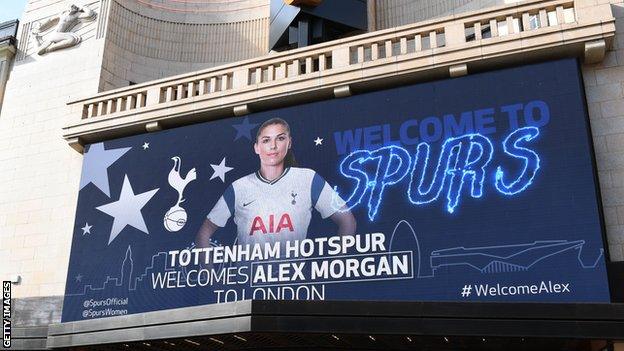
[{"xmin": 63, "ymin": 59, "xmax": 610, "ymax": 322}]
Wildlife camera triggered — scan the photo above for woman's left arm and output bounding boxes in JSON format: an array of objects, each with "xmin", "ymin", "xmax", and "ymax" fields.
[{"xmin": 330, "ymin": 208, "xmax": 356, "ymax": 235}]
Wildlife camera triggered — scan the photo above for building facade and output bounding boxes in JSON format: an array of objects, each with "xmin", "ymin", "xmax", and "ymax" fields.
[{"xmin": 1, "ymin": 0, "xmax": 623, "ymax": 349}]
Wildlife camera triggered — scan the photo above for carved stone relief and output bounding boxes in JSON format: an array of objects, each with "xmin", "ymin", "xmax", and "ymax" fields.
[{"xmin": 31, "ymin": 4, "xmax": 97, "ymax": 55}]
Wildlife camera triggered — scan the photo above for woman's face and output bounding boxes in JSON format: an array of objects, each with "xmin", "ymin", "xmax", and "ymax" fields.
[{"xmin": 254, "ymin": 123, "xmax": 291, "ymax": 167}]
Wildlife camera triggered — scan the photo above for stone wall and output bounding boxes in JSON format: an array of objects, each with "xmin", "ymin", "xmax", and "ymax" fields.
[
  {"xmin": 0, "ymin": 0, "xmax": 105, "ymax": 326},
  {"xmin": 580, "ymin": 0, "xmax": 624, "ymax": 262}
]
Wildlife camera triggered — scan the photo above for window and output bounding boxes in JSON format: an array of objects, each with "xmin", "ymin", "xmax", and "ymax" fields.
[
  {"xmin": 421, "ymin": 35, "xmax": 431, "ymax": 50},
  {"xmin": 378, "ymin": 43, "xmax": 386, "ymax": 59},
  {"xmin": 436, "ymin": 32, "xmax": 445, "ymax": 47},
  {"xmin": 364, "ymin": 46, "xmax": 372, "ymax": 62},
  {"xmin": 465, "ymin": 26, "xmax": 476, "ymax": 42},
  {"xmin": 528, "ymin": 14, "xmax": 540, "ymax": 30},
  {"xmin": 392, "ymin": 41, "xmax": 401, "ymax": 56},
  {"xmin": 407, "ymin": 37, "xmax": 416, "ymax": 52},
  {"xmin": 481, "ymin": 23, "xmax": 492, "ymax": 39}
]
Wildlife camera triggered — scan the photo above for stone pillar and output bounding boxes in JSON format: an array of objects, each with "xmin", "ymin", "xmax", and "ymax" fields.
[{"xmin": 0, "ymin": 21, "xmax": 17, "ymax": 114}]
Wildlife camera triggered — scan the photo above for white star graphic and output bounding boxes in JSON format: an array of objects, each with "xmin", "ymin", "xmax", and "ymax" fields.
[
  {"xmin": 96, "ymin": 175, "xmax": 159, "ymax": 245},
  {"xmin": 81, "ymin": 223, "xmax": 92, "ymax": 235},
  {"xmin": 79, "ymin": 143, "xmax": 131, "ymax": 197},
  {"xmin": 142, "ymin": 142, "xmax": 149, "ymax": 150},
  {"xmin": 210, "ymin": 157, "xmax": 234, "ymax": 183},
  {"xmin": 75, "ymin": 274, "xmax": 83, "ymax": 282},
  {"xmin": 314, "ymin": 137, "xmax": 323, "ymax": 146}
]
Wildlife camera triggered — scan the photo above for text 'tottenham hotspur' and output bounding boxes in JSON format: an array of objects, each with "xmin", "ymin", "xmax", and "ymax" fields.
[{"xmin": 169, "ymin": 233, "xmax": 386, "ymax": 267}]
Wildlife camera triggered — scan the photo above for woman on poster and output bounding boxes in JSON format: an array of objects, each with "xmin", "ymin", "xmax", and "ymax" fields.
[{"xmin": 196, "ymin": 117, "xmax": 356, "ymax": 249}]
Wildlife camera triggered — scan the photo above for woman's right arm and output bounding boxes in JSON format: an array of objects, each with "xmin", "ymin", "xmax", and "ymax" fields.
[
  {"xmin": 197, "ymin": 188, "xmax": 233, "ymax": 247},
  {"xmin": 195, "ymin": 219, "xmax": 219, "ymax": 248}
]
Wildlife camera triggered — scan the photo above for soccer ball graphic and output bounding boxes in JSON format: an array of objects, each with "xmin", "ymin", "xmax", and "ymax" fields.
[{"xmin": 164, "ymin": 206, "xmax": 187, "ymax": 232}]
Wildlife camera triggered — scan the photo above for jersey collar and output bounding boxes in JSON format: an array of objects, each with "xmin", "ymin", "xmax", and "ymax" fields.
[{"xmin": 256, "ymin": 167, "xmax": 290, "ymax": 185}]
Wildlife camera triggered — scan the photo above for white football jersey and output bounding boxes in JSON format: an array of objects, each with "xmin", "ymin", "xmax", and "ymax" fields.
[{"xmin": 207, "ymin": 167, "xmax": 342, "ymax": 246}]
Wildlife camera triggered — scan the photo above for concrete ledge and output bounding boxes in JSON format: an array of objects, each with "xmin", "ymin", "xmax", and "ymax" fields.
[
  {"xmin": 12, "ymin": 326, "xmax": 48, "ymax": 338},
  {"xmin": 11, "ymin": 326, "xmax": 49, "ymax": 350},
  {"xmin": 9, "ymin": 339, "xmax": 48, "ymax": 350}
]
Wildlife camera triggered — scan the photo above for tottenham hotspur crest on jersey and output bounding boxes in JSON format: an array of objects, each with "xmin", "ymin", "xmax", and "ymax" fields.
[{"xmin": 291, "ymin": 191, "xmax": 297, "ymax": 205}]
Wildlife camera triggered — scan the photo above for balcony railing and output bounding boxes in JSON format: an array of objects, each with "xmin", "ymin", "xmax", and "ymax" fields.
[{"xmin": 63, "ymin": 0, "xmax": 615, "ymax": 152}]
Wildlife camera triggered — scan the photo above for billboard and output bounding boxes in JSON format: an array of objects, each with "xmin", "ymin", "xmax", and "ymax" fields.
[{"xmin": 63, "ymin": 58, "xmax": 610, "ymax": 322}]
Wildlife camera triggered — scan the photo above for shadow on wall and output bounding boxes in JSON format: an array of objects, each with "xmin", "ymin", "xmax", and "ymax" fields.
[{"xmin": 13, "ymin": 296, "xmax": 63, "ymax": 326}]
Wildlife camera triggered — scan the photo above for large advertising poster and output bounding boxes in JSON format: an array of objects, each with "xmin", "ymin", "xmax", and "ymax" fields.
[{"xmin": 62, "ymin": 58, "xmax": 610, "ymax": 322}]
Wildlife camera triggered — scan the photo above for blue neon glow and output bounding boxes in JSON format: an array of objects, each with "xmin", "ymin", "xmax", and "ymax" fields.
[
  {"xmin": 335, "ymin": 127, "xmax": 541, "ymax": 219},
  {"xmin": 406, "ymin": 134, "xmax": 494, "ymax": 213},
  {"xmin": 333, "ymin": 150, "xmax": 370, "ymax": 212},
  {"xmin": 494, "ymin": 126, "xmax": 541, "ymax": 195},
  {"xmin": 444, "ymin": 134, "xmax": 494, "ymax": 213},
  {"xmin": 334, "ymin": 146, "xmax": 411, "ymax": 220},
  {"xmin": 407, "ymin": 141, "xmax": 458, "ymax": 206}
]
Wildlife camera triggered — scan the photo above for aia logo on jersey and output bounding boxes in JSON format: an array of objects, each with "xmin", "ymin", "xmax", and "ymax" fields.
[{"xmin": 249, "ymin": 213, "xmax": 293, "ymax": 235}]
